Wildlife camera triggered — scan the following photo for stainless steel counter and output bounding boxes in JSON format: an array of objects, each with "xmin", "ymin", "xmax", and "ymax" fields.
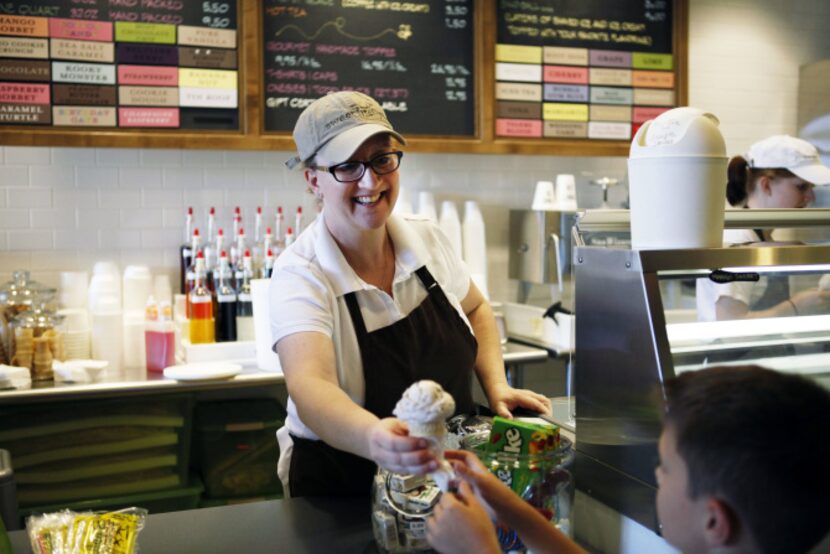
[
  {"xmin": 0, "ymin": 366, "xmax": 284, "ymax": 405},
  {"xmin": 0, "ymin": 341, "xmax": 547, "ymax": 405}
]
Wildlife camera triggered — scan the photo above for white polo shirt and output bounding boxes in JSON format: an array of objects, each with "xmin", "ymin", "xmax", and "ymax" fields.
[{"xmin": 269, "ymin": 212, "xmax": 472, "ymax": 441}]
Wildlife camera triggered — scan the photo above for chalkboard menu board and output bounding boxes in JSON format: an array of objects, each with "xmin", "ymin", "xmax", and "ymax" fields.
[
  {"xmin": 262, "ymin": 0, "xmax": 475, "ymax": 137},
  {"xmin": 0, "ymin": 0, "xmax": 240, "ymax": 130},
  {"xmin": 495, "ymin": 0, "xmax": 675, "ymax": 141}
]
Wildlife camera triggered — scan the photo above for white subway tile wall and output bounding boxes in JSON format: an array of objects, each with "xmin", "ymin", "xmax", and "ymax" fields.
[
  {"xmin": 0, "ymin": 144, "xmax": 626, "ymax": 301},
  {"xmin": 1, "ymin": 0, "xmax": 830, "ymax": 303}
]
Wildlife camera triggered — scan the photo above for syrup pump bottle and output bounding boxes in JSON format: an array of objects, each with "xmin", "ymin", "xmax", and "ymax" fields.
[
  {"xmin": 183, "ymin": 227, "xmax": 201, "ymax": 317},
  {"xmin": 188, "ymin": 250, "xmax": 215, "ymax": 344},
  {"xmin": 274, "ymin": 206, "xmax": 284, "ymax": 249},
  {"xmin": 179, "ymin": 207, "xmax": 193, "ymax": 293},
  {"xmin": 213, "ymin": 250, "xmax": 237, "ymax": 342},
  {"xmin": 204, "ymin": 206, "xmax": 217, "ymax": 281},
  {"xmin": 207, "ymin": 227, "xmax": 225, "ymax": 291},
  {"xmin": 235, "ymin": 249, "xmax": 255, "ymax": 341},
  {"xmin": 261, "ymin": 248, "xmax": 275, "ymax": 279},
  {"xmin": 232, "ymin": 227, "xmax": 246, "ymax": 287}
]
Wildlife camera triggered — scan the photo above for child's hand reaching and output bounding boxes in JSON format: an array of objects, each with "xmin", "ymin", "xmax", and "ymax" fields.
[
  {"xmin": 445, "ymin": 449, "xmax": 523, "ymax": 523},
  {"xmin": 426, "ymin": 480, "xmax": 501, "ymax": 554}
]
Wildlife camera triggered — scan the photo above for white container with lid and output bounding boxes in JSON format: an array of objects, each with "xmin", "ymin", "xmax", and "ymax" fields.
[
  {"xmin": 122, "ymin": 265, "xmax": 153, "ymax": 314},
  {"xmin": 628, "ymin": 107, "xmax": 727, "ymax": 249}
]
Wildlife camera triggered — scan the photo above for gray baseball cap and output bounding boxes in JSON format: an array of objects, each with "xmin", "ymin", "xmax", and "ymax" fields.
[{"xmin": 285, "ymin": 91, "xmax": 406, "ymax": 170}]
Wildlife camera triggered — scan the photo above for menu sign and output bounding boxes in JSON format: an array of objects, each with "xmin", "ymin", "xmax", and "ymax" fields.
[
  {"xmin": 495, "ymin": 0, "xmax": 676, "ymax": 140},
  {"xmin": 262, "ymin": 0, "xmax": 476, "ymax": 137},
  {"xmin": 0, "ymin": 0, "xmax": 239, "ymax": 129}
]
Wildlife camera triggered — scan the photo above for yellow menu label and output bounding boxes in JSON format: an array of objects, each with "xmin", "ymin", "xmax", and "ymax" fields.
[
  {"xmin": 632, "ymin": 53, "xmax": 673, "ymax": 70},
  {"xmin": 178, "ymin": 68, "xmax": 237, "ymax": 90},
  {"xmin": 114, "ymin": 22, "xmax": 176, "ymax": 45},
  {"xmin": 543, "ymin": 103, "xmax": 588, "ymax": 122},
  {"xmin": 495, "ymin": 44, "xmax": 542, "ymax": 64}
]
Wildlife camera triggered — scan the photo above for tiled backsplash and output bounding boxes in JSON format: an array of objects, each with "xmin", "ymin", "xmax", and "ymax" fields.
[{"xmin": 0, "ymin": 146, "xmax": 627, "ymax": 302}]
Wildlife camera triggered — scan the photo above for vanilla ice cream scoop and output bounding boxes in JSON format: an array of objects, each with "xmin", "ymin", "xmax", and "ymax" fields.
[
  {"xmin": 393, "ymin": 380, "xmax": 455, "ymax": 439},
  {"xmin": 393, "ymin": 380, "xmax": 458, "ymax": 492}
]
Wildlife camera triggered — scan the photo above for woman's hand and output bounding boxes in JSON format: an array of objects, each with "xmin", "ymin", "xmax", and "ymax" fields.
[
  {"xmin": 790, "ymin": 288, "xmax": 830, "ymax": 316},
  {"xmin": 367, "ymin": 417, "xmax": 439, "ymax": 475},
  {"xmin": 426, "ymin": 480, "xmax": 501, "ymax": 554},
  {"xmin": 487, "ymin": 382, "xmax": 552, "ymax": 419}
]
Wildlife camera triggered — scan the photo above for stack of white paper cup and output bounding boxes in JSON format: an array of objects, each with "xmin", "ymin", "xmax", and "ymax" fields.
[
  {"xmin": 555, "ymin": 175, "xmax": 578, "ymax": 211},
  {"xmin": 531, "ymin": 181, "xmax": 557, "ymax": 211},
  {"xmin": 251, "ymin": 279, "xmax": 281, "ymax": 372},
  {"xmin": 91, "ymin": 296, "xmax": 123, "ymax": 377},
  {"xmin": 58, "ymin": 307, "xmax": 91, "ymax": 359},
  {"xmin": 89, "ymin": 262, "xmax": 121, "ymax": 314},
  {"xmin": 462, "ymin": 201, "xmax": 488, "ymax": 298},
  {"xmin": 418, "ymin": 191, "xmax": 438, "ymax": 223},
  {"xmin": 439, "ymin": 201, "xmax": 463, "ymax": 258},
  {"xmin": 122, "ymin": 312, "xmax": 146, "ymax": 371},
  {"xmin": 394, "ymin": 185, "xmax": 414, "ymax": 215},
  {"xmin": 59, "ymin": 271, "xmax": 89, "ymax": 310}
]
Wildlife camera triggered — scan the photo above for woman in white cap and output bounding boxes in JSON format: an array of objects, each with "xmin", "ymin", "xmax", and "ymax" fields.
[
  {"xmin": 270, "ymin": 91, "xmax": 551, "ymax": 497},
  {"xmin": 697, "ymin": 134, "xmax": 830, "ymax": 321}
]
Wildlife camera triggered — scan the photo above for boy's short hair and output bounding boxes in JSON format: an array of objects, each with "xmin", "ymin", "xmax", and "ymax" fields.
[{"xmin": 664, "ymin": 365, "xmax": 830, "ymax": 554}]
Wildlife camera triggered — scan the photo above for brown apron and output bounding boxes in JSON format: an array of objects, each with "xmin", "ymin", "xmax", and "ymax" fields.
[{"xmin": 289, "ymin": 266, "xmax": 477, "ymax": 496}]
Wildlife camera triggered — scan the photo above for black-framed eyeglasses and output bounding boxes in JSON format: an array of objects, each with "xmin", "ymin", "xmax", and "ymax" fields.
[{"xmin": 315, "ymin": 151, "xmax": 403, "ymax": 183}]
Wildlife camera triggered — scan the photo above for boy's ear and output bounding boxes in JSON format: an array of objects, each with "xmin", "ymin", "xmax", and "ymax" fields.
[{"xmin": 702, "ymin": 497, "xmax": 735, "ymax": 547}]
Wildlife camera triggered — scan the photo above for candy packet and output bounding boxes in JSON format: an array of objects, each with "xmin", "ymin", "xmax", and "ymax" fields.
[{"xmin": 26, "ymin": 507, "xmax": 147, "ymax": 554}]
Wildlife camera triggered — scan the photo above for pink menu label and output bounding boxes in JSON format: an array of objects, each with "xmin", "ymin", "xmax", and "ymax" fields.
[
  {"xmin": 49, "ymin": 18, "xmax": 113, "ymax": 42},
  {"xmin": 496, "ymin": 118, "xmax": 542, "ymax": 138},
  {"xmin": 118, "ymin": 107, "xmax": 179, "ymax": 128},
  {"xmin": 0, "ymin": 82, "xmax": 49, "ymax": 104},
  {"xmin": 544, "ymin": 65, "xmax": 588, "ymax": 84},
  {"xmin": 117, "ymin": 65, "xmax": 178, "ymax": 87},
  {"xmin": 632, "ymin": 106, "xmax": 671, "ymax": 124}
]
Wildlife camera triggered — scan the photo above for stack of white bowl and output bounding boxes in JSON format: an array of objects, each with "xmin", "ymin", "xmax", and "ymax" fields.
[{"xmin": 58, "ymin": 271, "xmax": 91, "ymax": 359}]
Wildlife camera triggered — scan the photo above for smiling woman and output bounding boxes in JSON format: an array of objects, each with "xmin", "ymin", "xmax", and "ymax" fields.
[{"xmin": 268, "ymin": 91, "xmax": 552, "ymax": 498}]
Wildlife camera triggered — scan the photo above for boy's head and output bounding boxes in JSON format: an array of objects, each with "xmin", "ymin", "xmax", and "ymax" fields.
[{"xmin": 657, "ymin": 365, "xmax": 830, "ymax": 554}]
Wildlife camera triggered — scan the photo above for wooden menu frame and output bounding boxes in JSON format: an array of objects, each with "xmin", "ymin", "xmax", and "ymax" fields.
[{"xmin": 0, "ymin": 0, "xmax": 687, "ymax": 157}]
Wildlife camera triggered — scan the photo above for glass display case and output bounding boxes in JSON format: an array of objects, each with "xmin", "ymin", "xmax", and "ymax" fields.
[{"xmin": 570, "ymin": 208, "xmax": 830, "ymax": 531}]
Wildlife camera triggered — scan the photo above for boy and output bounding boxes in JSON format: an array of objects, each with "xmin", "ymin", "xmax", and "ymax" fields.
[{"xmin": 427, "ymin": 366, "xmax": 830, "ymax": 554}]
